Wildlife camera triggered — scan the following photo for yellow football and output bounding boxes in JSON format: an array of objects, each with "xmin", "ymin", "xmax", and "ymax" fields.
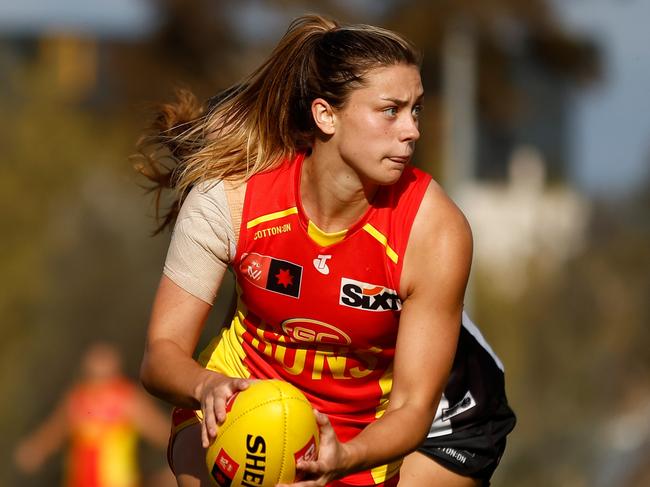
[{"xmin": 205, "ymin": 379, "xmax": 319, "ymax": 487}]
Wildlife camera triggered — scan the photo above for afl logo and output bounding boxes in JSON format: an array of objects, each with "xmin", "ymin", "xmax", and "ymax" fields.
[{"xmin": 281, "ymin": 319, "xmax": 351, "ymax": 346}]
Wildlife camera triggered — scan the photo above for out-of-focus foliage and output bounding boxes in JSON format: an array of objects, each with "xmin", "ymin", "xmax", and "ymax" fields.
[
  {"xmin": 390, "ymin": 0, "xmax": 600, "ymax": 94},
  {"xmin": 385, "ymin": 0, "xmax": 600, "ymax": 180},
  {"xmin": 472, "ymin": 177, "xmax": 650, "ymax": 486},
  {"xmin": 0, "ymin": 51, "xmax": 168, "ymax": 486}
]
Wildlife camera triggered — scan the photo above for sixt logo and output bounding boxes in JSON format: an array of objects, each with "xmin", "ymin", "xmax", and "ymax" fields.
[{"xmin": 339, "ymin": 278, "xmax": 402, "ymax": 312}]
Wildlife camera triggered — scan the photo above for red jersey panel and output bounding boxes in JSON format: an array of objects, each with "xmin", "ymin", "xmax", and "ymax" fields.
[
  {"xmin": 66, "ymin": 378, "xmax": 139, "ymax": 487},
  {"xmin": 214, "ymin": 153, "xmax": 430, "ymax": 485}
]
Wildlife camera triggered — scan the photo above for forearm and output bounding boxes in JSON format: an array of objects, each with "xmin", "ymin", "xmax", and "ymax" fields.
[
  {"xmin": 340, "ymin": 402, "xmax": 435, "ymax": 475},
  {"xmin": 141, "ymin": 275, "xmax": 221, "ymax": 409},
  {"xmin": 15, "ymin": 404, "xmax": 69, "ymax": 472},
  {"xmin": 140, "ymin": 337, "xmax": 216, "ymax": 409}
]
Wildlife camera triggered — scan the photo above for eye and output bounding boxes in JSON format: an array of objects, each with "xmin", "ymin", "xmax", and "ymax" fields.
[
  {"xmin": 383, "ymin": 107, "xmax": 398, "ymax": 118},
  {"xmin": 412, "ymin": 104, "xmax": 422, "ymax": 119}
]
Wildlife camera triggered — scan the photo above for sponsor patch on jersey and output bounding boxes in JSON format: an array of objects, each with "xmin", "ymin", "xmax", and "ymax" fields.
[
  {"xmin": 252, "ymin": 222, "xmax": 292, "ymax": 240},
  {"xmin": 240, "ymin": 252, "xmax": 302, "ymax": 298},
  {"xmin": 313, "ymin": 254, "xmax": 332, "ymax": 275},
  {"xmin": 441, "ymin": 391, "xmax": 477, "ymax": 421},
  {"xmin": 339, "ymin": 278, "xmax": 402, "ymax": 312},
  {"xmin": 281, "ymin": 318, "xmax": 351, "ymax": 346}
]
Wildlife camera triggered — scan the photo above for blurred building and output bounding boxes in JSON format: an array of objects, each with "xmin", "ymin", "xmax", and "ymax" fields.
[
  {"xmin": 0, "ymin": 0, "xmax": 157, "ymax": 103},
  {"xmin": 418, "ymin": 2, "xmax": 600, "ymax": 299},
  {"xmin": 476, "ymin": 51, "xmax": 573, "ymax": 183},
  {"xmin": 457, "ymin": 145, "xmax": 592, "ymax": 298}
]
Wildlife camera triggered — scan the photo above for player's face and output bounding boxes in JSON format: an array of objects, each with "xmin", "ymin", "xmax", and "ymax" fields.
[
  {"xmin": 333, "ymin": 63, "xmax": 423, "ymax": 185},
  {"xmin": 82, "ymin": 343, "xmax": 121, "ymax": 381}
]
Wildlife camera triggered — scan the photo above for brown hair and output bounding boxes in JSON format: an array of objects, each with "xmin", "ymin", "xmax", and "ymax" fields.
[{"xmin": 135, "ymin": 14, "xmax": 421, "ymax": 233}]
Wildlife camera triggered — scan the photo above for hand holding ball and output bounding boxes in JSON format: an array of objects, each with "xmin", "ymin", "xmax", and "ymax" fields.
[{"xmin": 205, "ymin": 380, "xmax": 319, "ymax": 487}]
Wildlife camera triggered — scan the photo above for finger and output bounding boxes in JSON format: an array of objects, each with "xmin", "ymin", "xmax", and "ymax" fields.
[
  {"xmin": 203, "ymin": 396, "xmax": 219, "ymax": 443},
  {"xmin": 313, "ymin": 410, "xmax": 336, "ymax": 442},
  {"xmin": 201, "ymin": 419, "xmax": 209, "ymax": 449},
  {"xmin": 234, "ymin": 378, "xmax": 252, "ymax": 391},
  {"xmin": 312, "ymin": 409, "xmax": 330, "ymax": 430},
  {"xmin": 276, "ymin": 481, "xmax": 320, "ymax": 487},
  {"xmin": 214, "ymin": 394, "xmax": 228, "ymax": 424},
  {"xmin": 295, "ymin": 459, "xmax": 323, "ymax": 476}
]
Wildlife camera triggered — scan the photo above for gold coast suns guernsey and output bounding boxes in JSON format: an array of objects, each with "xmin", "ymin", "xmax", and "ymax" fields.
[
  {"xmin": 66, "ymin": 378, "xmax": 139, "ymax": 487},
  {"xmin": 200, "ymin": 153, "xmax": 431, "ymax": 485}
]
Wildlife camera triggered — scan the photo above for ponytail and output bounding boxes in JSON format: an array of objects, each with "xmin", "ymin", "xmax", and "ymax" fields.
[{"xmin": 133, "ymin": 88, "xmax": 205, "ymax": 234}]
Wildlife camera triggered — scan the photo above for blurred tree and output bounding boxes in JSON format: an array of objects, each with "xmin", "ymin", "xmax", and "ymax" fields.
[
  {"xmin": 103, "ymin": 0, "xmax": 364, "ymax": 111},
  {"xmin": 106, "ymin": 0, "xmax": 239, "ymax": 107},
  {"xmin": 389, "ymin": 0, "xmax": 599, "ymax": 109},
  {"xmin": 469, "ymin": 176, "xmax": 650, "ymax": 486},
  {"xmin": 0, "ymin": 40, "xmax": 172, "ymax": 487}
]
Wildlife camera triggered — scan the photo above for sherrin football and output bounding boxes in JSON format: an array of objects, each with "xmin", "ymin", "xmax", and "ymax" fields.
[{"xmin": 205, "ymin": 379, "xmax": 319, "ymax": 487}]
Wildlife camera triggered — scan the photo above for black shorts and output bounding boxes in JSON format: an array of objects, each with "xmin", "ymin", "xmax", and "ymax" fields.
[
  {"xmin": 418, "ymin": 400, "xmax": 515, "ymax": 485},
  {"xmin": 417, "ymin": 314, "xmax": 517, "ymax": 485}
]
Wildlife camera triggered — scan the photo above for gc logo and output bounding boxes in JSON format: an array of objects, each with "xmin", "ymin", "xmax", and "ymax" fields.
[{"xmin": 281, "ymin": 319, "xmax": 351, "ymax": 346}]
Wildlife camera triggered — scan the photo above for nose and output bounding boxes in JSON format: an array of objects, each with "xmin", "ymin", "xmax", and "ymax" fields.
[{"xmin": 399, "ymin": 114, "xmax": 420, "ymax": 143}]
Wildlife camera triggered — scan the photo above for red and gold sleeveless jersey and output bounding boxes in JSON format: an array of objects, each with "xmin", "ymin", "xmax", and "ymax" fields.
[
  {"xmin": 65, "ymin": 378, "xmax": 139, "ymax": 487},
  {"xmin": 200, "ymin": 153, "xmax": 431, "ymax": 485}
]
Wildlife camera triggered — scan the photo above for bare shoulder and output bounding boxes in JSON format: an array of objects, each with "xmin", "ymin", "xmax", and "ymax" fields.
[
  {"xmin": 401, "ymin": 179, "xmax": 473, "ymax": 297},
  {"xmin": 416, "ymin": 179, "xmax": 472, "ymax": 240}
]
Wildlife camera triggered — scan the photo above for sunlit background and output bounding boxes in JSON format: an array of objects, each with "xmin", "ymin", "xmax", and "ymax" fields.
[{"xmin": 1, "ymin": 1, "xmax": 649, "ymax": 486}]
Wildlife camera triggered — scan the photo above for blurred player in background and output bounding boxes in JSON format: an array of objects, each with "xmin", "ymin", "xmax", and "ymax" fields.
[{"xmin": 14, "ymin": 341, "xmax": 175, "ymax": 487}]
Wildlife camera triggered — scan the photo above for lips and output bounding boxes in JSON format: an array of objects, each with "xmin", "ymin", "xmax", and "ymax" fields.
[{"xmin": 388, "ymin": 156, "xmax": 411, "ymax": 164}]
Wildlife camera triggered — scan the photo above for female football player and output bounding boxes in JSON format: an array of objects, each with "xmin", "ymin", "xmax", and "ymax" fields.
[{"xmin": 137, "ymin": 14, "xmax": 514, "ymax": 487}]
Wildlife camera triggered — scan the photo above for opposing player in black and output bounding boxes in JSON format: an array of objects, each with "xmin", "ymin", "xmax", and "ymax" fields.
[{"xmin": 399, "ymin": 312, "xmax": 516, "ymax": 486}]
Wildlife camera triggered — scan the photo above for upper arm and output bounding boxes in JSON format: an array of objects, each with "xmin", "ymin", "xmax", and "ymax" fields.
[
  {"xmin": 28, "ymin": 392, "xmax": 72, "ymax": 447},
  {"xmin": 141, "ymin": 180, "xmax": 242, "ymax": 402},
  {"xmin": 390, "ymin": 181, "xmax": 473, "ymax": 413},
  {"xmin": 149, "ymin": 180, "xmax": 239, "ymax": 354},
  {"xmin": 145, "ymin": 274, "xmax": 216, "ymax": 357},
  {"xmin": 163, "ymin": 181, "xmax": 237, "ymax": 304}
]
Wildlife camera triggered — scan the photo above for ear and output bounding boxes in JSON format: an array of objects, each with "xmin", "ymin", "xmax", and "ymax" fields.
[{"xmin": 311, "ymin": 98, "xmax": 336, "ymax": 135}]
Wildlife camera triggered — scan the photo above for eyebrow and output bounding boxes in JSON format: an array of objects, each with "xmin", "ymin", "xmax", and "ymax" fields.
[{"xmin": 379, "ymin": 94, "xmax": 424, "ymax": 106}]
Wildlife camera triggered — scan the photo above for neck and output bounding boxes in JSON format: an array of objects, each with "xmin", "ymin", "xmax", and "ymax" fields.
[{"xmin": 300, "ymin": 148, "xmax": 377, "ymax": 233}]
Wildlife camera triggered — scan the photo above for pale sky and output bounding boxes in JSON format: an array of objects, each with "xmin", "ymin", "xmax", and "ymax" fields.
[
  {"xmin": 553, "ymin": 0, "xmax": 650, "ymax": 197},
  {"xmin": 0, "ymin": 0, "xmax": 155, "ymax": 37}
]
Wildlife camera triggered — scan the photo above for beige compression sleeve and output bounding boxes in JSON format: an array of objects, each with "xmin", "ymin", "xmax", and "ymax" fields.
[{"xmin": 163, "ymin": 180, "xmax": 237, "ymax": 304}]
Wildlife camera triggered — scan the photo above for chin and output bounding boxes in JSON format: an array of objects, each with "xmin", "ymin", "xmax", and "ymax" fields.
[
  {"xmin": 380, "ymin": 163, "xmax": 407, "ymax": 185},
  {"xmin": 372, "ymin": 169, "xmax": 404, "ymax": 186}
]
